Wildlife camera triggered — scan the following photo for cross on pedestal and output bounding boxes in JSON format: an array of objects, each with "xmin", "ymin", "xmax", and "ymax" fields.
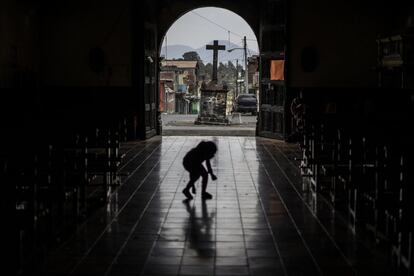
[{"xmin": 206, "ymin": 40, "xmax": 226, "ymax": 81}]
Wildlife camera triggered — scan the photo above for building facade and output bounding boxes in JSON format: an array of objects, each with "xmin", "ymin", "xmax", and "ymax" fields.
[{"xmin": 160, "ymin": 60, "xmax": 200, "ymax": 114}]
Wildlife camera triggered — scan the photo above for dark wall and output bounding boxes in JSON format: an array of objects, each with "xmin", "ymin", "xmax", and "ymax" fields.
[
  {"xmin": 289, "ymin": 0, "xmax": 379, "ymax": 87},
  {"xmin": 0, "ymin": 0, "xmax": 40, "ymax": 88},
  {"xmin": 0, "ymin": 0, "xmax": 140, "ymax": 142},
  {"xmin": 39, "ymin": 0, "xmax": 132, "ymax": 86},
  {"xmin": 1, "ymin": 0, "xmax": 133, "ymax": 88},
  {"xmin": 288, "ymin": 1, "xmax": 414, "ymax": 88}
]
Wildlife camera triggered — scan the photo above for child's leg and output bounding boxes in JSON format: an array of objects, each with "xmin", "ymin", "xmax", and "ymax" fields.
[
  {"xmin": 183, "ymin": 178, "xmax": 194, "ymax": 199},
  {"xmin": 201, "ymin": 171, "xmax": 208, "ymax": 193},
  {"xmin": 186, "ymin": 174, "xmax": 196, "ymax": 194},
  {"xmin": 186, "ymin": 170, "xmax": 200, "ymax": 189},
  {"xmin": 183, "ymin": 170, "xmax": 201, "ymax": 199},
  {"xmin": 200, "ymin": 167, "xmax": 212, "ymax": 199},
  {"xmin": 185, "ymin": 178, "xmax": 195, "ymax": 190}
]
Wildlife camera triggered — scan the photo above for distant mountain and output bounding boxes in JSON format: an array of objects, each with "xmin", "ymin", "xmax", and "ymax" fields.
[
  {"xmin": 160, "ymin": 40, "xmax": 258, "ymax": 64},
  {"xmin": 160, "ymin": 44, "xmax": 194, "ymax": 60}
]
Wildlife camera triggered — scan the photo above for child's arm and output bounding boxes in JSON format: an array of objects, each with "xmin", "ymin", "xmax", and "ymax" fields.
[{"xmin": 206, "ymin": 159, "xmax": 217, "ymax": 180}]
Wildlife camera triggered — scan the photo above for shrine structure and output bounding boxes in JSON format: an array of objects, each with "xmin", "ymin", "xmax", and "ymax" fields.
[{"xmin": 196, "ymin": 40, "xmax": 230, "ymax": 125}]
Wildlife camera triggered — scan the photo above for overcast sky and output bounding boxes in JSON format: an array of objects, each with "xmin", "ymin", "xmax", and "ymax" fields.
[{"xmin": 161, "ymin": 7, "xmax": 259, "ymax": 52}]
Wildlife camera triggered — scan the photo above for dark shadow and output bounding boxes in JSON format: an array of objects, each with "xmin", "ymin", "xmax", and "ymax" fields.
[{"xmin": 183, "ymin": 200, "xmax": 215, "ymax": 257}]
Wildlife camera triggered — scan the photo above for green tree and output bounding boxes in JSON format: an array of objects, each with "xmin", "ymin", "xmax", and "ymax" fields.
[
  {"xmin": 200, "ymin": 63, "xmax": 213, "ymax": 81},
  {"xmin": 182, "ymin": 51, "xmax": 208, "ymax": 81},
  {"xmin": 227, "ymin": 61, "xmax": 236, "ymax": 73},
  {"xmin": 182, "ymin": 51, "xmax": 201, "ymax": 61}
]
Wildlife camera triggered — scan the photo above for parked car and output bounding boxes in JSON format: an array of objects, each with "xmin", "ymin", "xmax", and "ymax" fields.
[{"xmin": 233, "ymin": 94, "xmax": 258, "ymax": 115}]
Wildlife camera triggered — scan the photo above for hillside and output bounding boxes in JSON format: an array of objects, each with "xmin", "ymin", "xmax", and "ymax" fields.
[{"xmin": 160, "ymin": 40, "xmax": 258, "ymax": 64}]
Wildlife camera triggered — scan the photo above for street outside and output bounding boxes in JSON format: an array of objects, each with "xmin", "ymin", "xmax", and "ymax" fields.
[{"xmin": 161, "ymin": 114, "xmax": 257, "ymax": 136}]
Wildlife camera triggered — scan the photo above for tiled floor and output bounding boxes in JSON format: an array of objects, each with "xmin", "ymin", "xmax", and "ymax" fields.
[{"xmin": 44, "ymin": 136, "xmax": 393, "ymax": 276}]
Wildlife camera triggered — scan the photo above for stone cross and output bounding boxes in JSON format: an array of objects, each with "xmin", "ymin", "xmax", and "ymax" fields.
[{"xmin": 206, "ymin": 40, "xmax": 226, "ymax": 81}]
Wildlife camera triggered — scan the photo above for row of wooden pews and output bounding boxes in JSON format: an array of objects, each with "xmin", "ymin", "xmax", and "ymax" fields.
[
  {"xmin": 298, "ymin": 90, "xmax": 413, "ymax": 275},
  {"xmin": 9, "ymin": 114, "xmax": 131, "ymax": 275}
]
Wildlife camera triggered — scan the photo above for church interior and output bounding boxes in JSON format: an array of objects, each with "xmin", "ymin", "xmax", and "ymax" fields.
[{"xmin": 2, "ymin": 0, "xmax": 414, "ymax": 275}]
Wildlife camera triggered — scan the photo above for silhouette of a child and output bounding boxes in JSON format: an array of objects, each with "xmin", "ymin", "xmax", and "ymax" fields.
[{"xmin": 182, "ymin": 141, "xmax": 217, "ymax": 200}]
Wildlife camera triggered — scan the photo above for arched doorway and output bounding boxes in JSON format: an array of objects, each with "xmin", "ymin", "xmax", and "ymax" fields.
[
  {"xmin": 140, "ymin": 0, "xmax": 287, "ymax": 139},
  {"xmin": 158, "ymin": 7, "xmax": 260, "ymax": 136}
]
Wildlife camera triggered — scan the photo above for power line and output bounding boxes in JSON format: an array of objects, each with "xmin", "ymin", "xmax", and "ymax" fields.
[
  {"xmin": 191, "ymin": 11, "xmax": 257, "ymax": 42},
  {"xmin": 191, "ymin": 11, "xmax": 242, "ymax": 38}
]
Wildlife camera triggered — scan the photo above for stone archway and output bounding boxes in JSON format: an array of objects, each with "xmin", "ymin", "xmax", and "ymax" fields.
[{"xmin": 138, "ymin": 0, "xmax": 288, "ymax": 139}]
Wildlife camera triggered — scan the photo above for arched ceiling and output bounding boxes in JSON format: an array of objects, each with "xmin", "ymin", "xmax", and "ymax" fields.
[{"xmin": 151, "ymin": 0, "xmax": 262, "ymax": 50}]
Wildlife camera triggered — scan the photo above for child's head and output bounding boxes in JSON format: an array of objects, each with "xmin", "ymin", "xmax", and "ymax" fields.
[{"xmin": 197, "ymin": 141, "xmax": 217, "ymax": 158}]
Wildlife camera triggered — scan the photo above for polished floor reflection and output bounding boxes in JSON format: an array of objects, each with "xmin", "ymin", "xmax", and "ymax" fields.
[{"xmin": 44, "ymin": 136, "xmax": 392, "ymax": 276}]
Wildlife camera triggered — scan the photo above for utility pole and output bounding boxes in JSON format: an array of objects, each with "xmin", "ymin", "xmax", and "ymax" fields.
[
  {"xmin": 227, "ymin": 38, "xmax": 248, "ymax": 94},
  {"xmin": 244, "ymin": 36, "xmax": 248, "ymax": 94}
]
